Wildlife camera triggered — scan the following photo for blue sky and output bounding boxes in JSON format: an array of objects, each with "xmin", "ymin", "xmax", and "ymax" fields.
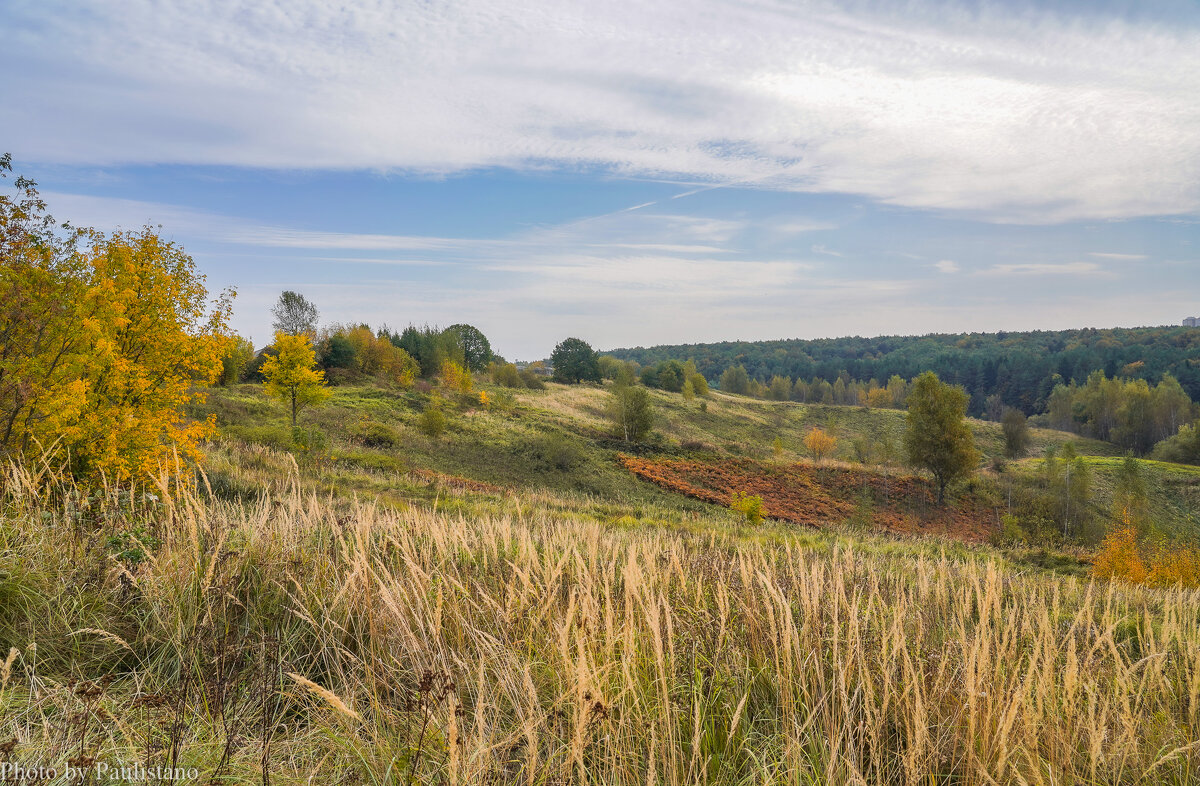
[{"xmin": 4, "ymin": 1, "xmax": 1199, "ymax": 360}]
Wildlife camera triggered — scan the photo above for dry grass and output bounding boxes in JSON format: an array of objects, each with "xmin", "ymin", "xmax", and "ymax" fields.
[{"xmin": 1, "ymin": 461, "xmax": 1199, "ymax": 784}]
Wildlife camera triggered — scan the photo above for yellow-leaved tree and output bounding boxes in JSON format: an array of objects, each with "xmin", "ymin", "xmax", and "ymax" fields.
[
  {"xmin": 1, "ymin": 155, "xmax": 234, "ymax": 484},
  {"xmin": 804, "ymin": 427, "xmax": 836, "ymax": 462},
  {"xmin": 261, "ymin": 332, "xmax": 330, "ymax": 427}
]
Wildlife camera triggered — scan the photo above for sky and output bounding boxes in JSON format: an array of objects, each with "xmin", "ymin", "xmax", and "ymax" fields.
[{"xmin": 3, "ymin": 0, "xmax": 1199, "ymax": 360}]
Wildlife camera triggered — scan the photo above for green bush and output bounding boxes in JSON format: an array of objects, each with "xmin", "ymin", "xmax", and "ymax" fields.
[
  {"xmin": 419, "ymin": 407, "xmax": 447, "ymax": 437},
  {"xmin": 519, "ymin": 369, "xmax": 546, "ymax": 390},
  {"xmin": 522, "ymin": 433, "xmax": 584, "ymax": 471},
  {"xmin": 336, "ymin": 451, "xmax": 406, "ymax": 473},
  {"xmin": 227, "ymin": 424, "xmax": 294, "ymax": 450},
  {"xmin": 292, "ymin": 426, "xmax": 329, "ymax": 453},
  {"xmin": 492, "ymin": 363, "xmax": 524, "ymax": 388},
  {"xmin": 354, "ymin": 421, "xmax": 400, "ymax": 449}
]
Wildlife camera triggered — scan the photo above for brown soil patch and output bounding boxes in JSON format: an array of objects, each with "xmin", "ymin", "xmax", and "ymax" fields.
[{"xmin": 618, "ymin": 454, "xmax": 997, "ymax": 543}]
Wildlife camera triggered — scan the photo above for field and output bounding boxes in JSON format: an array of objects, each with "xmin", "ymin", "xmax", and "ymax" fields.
[{"xmin": 2, "ymin": 379, "xmax": 1199, "ymax": 784}]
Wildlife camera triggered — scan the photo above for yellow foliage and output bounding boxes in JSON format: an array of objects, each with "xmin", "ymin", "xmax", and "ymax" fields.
[
  {"xmin": 804, "ymin": 427, "xmax": 836, "ymax": 462},
  {"xmin": 1146, "ymin": 542, "xmax": 1200, "ymax": 588},
  {"xmin": 261, "ymin": 332, "xmax": 331, "ymax": 427},
  {"xmin": 478, "ymin": 390, "xmax": 490, "ymax": 409},
  {"xmin": 1092, "ymin": 526, "xmax": 1148, "ymax": 585},
  {"xmin": 1093, "ymin": 512, "xmax": 1200, "ymax": 589},
  {"xmin": 867, "ymin": 387, "xmax": 892, "ymax": 409},
  {"xmin": 0, "ymin": 219, "xmax": 232, "ymax": 484},
  {"xmin": 440, "ymin": 360, "xmax": 472, "ymax": 394}
]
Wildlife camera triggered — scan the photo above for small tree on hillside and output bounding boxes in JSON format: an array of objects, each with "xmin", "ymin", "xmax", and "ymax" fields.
[
  {"xmin": 1001, "ymin": 408, "xmax": 1031, "ymax": 458},
  {"xmin": 608, "ymin": 382, "xmax": 654, "ymax": 442},
  {"xmin": 550, "ymin": 338, "xmax": 601, "ymax": 384},
  {"xmin": 271, "ymin": 291, "xmax": 319, "ymax": 338},
  {"xmin": 805, "ymin": 427, "xmax": 836, "ymax": 461},
  {"xmin": 262, "ymin": 332, "xmax": 331, "ymax": 427},
  {"xmin": 904, "ymin": 371, "xmax": 979, "ymax": 504}
]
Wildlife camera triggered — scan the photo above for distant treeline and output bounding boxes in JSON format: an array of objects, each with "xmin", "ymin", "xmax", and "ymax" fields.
[{"xmin": 606, "ymin": 327, "xmax": 1200, "ymax": 417}]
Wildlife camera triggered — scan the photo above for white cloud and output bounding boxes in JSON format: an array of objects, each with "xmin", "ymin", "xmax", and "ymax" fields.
[
  {"xmin": 5, "ymin": 1, "xmax": 1200, "ymax": 222},
  {"xmin": 934, "ymin": 259, "xmax": 960, "ymax": 273}
]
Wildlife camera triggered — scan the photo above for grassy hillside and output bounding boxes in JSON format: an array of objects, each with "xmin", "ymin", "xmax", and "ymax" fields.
[{"xmin": 192, "ymin": 380, "xmax": 1199, "ymax": 547}]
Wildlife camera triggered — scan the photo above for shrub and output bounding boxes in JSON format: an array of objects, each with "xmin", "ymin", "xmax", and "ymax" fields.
[
  {"xmin": 291, "ymin": 425, "xmax": 328, "ymax": 454},
  {"xmin": 493, "ymin": 362, "xmax": 523, "ymax": 388},
  {"xmin": 519, "ymin": 369, "xmax": 546, "ymax": 390},
  {"xmin": 419, "ymin": 407, "xmax": 447, "ymax": 437},
  {"xmin": 730, "ymin": 491, "xmax": 765, "ymax": 526},
  {"xmin": 523, "ymin": 433, "xmax": 584, "ymax": 471},
  {"xmin": 354, "ymin": 421, "xmax": 400, "ymax": 449}
]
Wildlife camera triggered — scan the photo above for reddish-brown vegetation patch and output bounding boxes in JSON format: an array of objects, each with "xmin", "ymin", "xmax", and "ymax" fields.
[{"xmin": 618, "ymin": 455, "xmax": 997, "ymax": 542}]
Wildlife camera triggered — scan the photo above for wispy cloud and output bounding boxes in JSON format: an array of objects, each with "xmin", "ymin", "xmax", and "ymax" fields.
[
  {"xmin": 980, "ymin": 262, "xmax": 1102, "ymax": 276},
  {"xmin": 7, "ymin": 1, "xmax": 1200, "ymax": 222},
  {"xmin": 934, "ymin": 259, "xmax": 960, "ymax": 274},
  {"xmin": 1088, "ymin": 252, "xmax": 1148, "ymax": 260}
]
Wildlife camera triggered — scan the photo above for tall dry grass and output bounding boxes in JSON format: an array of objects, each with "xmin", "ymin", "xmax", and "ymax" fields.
[{"xmin": 0, "ymin": 459, "xmax": 1198, "ymax": 784}]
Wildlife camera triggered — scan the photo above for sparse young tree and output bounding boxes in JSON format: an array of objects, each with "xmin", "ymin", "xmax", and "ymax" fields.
[
  {"xmin": 271, "ymin": 290, "xmax": 319, "ymax": 338},
  {"xmin": 904, "ymin": 371, "xmax": 980, "ymax": 504},
  {"xmin": 730, "ymin": 491, "xmax": 764, "ymax": 526},
  {"xmin": 805, "ymin": 427, "xmax": 836, "ymax": 462},
  {"xmin": 688, "ymin": 373, "xmax": 709, "ymax": 397},
  {"xmin": 767, "ymin": 375, "xmax": 792, "ymax": 401},
  {"xmin": 1002, "ymin": 408, "xmax": 1031, "ymax": 458},
  {"xmin": 262, "ymin": 331, "xmax": 331, "ymax": 427},
  {"xmin": 608, "ymin": 382, "xmax": 654, "ymax": 442}
]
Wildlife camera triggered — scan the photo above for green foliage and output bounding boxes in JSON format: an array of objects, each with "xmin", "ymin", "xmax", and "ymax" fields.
[
  {"xmin": 419, "ymin": 405, "xmax": 447, "ymax": 437},
  {"xmin": 1001, "ymin": 408, "xmax": 1031, "ymax": 458},
  {"xmin": 353, "ymin": 421, "xmax": 400, "ymax": 449},
  {"xmin": 390, "ymin": 324, "xmax": 466, "ymax": 377},
  {"xmin": 904, "ymin": 372, "xmax": 980, "ymax": 504},
  {"xmin": 608, "ymin": 383, "xmax": 654, "ymax": 442},
  {"xmin": 219, "ymin": 335, "xmax": 256, "ymax": 386},
  {"xmin": 518, "ymin": 368, "xmax": 547, "ymax": 390},
  {"xmin": 291, "ymin": 424, "xmax": 328, "ymax": 454},
  {"xmin": 639, "ymin": 359, "xmax": 686, "ymax": 392},
  {"xmin": 767, "ymin": 375, "xmax": 792, "ymax": 401},
  {"xmin": 550, "ymin": 337, "xmax": 601, "ymax": 384},
  {"xmin": 719, "ymin": 365, "xmax": 751, "ymax": 395},
  {"xmin": 730, "ymin": 491, "xmax": 764, "ymax": 526},
  {"xmin": 522, "ymin": 433, "xmax": 585, "ymax": 471},
  {"xmin": 1152, "ymin": 422, "xmax": 1200, "ymax": 465},
  {"xmin": 442, "ymin": 324, "xmax": 493, "ymax": 372},
  {"xmin": 1040, "ymin": 443, "xmax": 1092, "ymax": 539},
  {"xmin": 606, "ymin": 327, "xmax": 1200, "ymax": 418},
  {"xmin": 492, "ymin": 362, "xmax": 524, "ymax": 388}
]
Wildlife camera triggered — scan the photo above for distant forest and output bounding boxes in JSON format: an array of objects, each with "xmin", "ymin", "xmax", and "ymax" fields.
[{"xmin": 606, "ymin": 327, "xmax": 1200, "ymax": 417}]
